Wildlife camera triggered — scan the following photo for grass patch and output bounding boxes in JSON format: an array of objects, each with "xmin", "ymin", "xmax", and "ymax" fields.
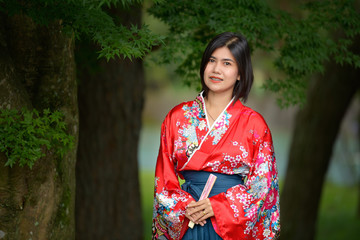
[
  {"xmin": 140, "ymin": 171, "xmax": 359, "ymax": 240},
  {"xmin": 316, "ymin": 182, "xmax": 359, "ymax": 240},
  {"xmin": 140, "ymin": 170, "xmax": 155, "ymax": 240}
]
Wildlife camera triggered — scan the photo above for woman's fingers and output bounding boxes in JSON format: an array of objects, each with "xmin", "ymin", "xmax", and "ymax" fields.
[
  {"xmin": 185, "ymin": 198, "xmax": 214, "ymax": 225},
  {"xmin": 186, "ymin": 199, "xmax": 212, "ymax": 215},
  {"xmin": 185, "ymin": 211, "xmax": 206, "ymax": 225},
  {"xmin": 196, "ymin": 208, "xmax": 214, "ymax": 222}
]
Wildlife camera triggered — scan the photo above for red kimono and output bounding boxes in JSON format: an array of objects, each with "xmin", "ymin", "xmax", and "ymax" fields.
[{"xmin": 152, "ymin": 93, "xmax": 280, "ymax": 240}]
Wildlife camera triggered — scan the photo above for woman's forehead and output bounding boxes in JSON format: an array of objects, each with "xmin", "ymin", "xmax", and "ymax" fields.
[{"xmin": 210, "ymin": 47, "xmax": 236, "ymax": 61}]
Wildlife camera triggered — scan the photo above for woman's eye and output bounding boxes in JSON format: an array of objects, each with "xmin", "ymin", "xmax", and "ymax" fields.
[
  {"xmin": 209, "ymin": 59, "xmax": 215, "ymax": 63},
  {"xmin": 224, "ymin": 62, "xmax": 231, "ymax": 66}
]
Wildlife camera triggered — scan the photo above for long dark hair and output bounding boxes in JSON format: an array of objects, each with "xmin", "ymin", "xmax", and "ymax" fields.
[{"xmin": 200, "ymin": 32, "xmax": 254, "ymax": 102}]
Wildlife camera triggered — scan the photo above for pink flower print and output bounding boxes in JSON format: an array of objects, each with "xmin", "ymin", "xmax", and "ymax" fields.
[
  {"xmin": 232, "ymin": 141, "xmax": 239, "ymax": 146},
  {"xmin": 264, "ymin": 189, "xmax": 277, "ymax": 209},
  {"xmin": 238, "ymin": 194, "xmax": 251, "ymax": 206},
  {"xmin": 187, "ymin": 107, "xmax": 200, "ymax": 119},
  {"xmin": 176, "ymin": 121, "xmax": 180, "ymax": 127},
  {"xmin": 174, "ymin": 137, "xmax": 183, "ymax": 149},
  {"xmin": 244, "ymin": 221, "xmax": 255, "ymax": 234},
  {"xmin": 225, "ymin": 191, "xmax": 233, "ymax": 199},
  {"xmin": 207, "ymin": 161, "xmax": 221, "ymax": 171},
  {"xmin": 255, "ymin": 162, "xmax": 269, "ymax": 176},
  {"xmin": 221, "ymin": 166, "xmax": 229, "ymax": 174},
  {"xmin": 215, "ymin": 120, "xmax": 225, "ymax": 129},
  {"xmin": 271, "ymin": 210, "xmax": 279, "ymax": 223},
  {"xmin": 240, "ymin": 146, "xmax": 246, "ymax": 151},
  {"xmin": 252, "ymin": 227, "xmax": 259, "ymax": 238},
  {"xmin": 224, "ymin": 154, "xmax": 232, "ymax": 161},
  {"xmin": 245, "ymin": 204, "xmax": 257, "ymax": 222},
  {"xmin": 256, "ymin": 152, "xmax": 265, "ymax": 163}
]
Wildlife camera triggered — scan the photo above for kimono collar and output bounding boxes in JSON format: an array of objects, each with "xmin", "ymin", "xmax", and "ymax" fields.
[{"xmin": 197, "ymin": 91, "xmax": 243, "ymax": 116}]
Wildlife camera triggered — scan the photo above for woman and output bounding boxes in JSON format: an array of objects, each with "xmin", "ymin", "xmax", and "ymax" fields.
[{"xmin": 152, "ymin": 32, "xmax": 280, "ymax": 240}]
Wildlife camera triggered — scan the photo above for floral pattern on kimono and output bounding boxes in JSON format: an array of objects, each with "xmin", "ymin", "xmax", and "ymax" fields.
[{"xmin": 152, "ymin": 93, "xmax": 280, "ymax": 240}]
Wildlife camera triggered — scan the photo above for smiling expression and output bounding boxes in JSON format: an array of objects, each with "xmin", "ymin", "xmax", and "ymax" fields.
[{"xmin": 204, "ymin": 46, "xmax": 240, "ymax": 98}]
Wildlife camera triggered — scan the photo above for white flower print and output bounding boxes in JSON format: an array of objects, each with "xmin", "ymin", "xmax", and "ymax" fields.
[
  {"xmin": 221, "ymin": 166, "xmax": 231, "ymax": 174},
  {"xmin": 252, "ymin": 227, "xmax": 259, "ymax": 238},
  {"xmin": 198, "ymin": 120, "xmax": 207, "ymax": 131},
  {"xmin": 207, "ymin": 161, "xmax": 221, "ymax": 171},
  {"xmin": 209, "ymin": 111, "xmax": 232, "ymax": 145},
  {"xmin": 183, "ymin": 125, "xmax": 198, "ymax": 146},
  {"xmin": 224, "ymin": 154, "xmax": 232, "ymax": 161},
  {"xmin": 248, "ymin": 176, "xmax": 268, "ymax": 199},
  {"xmin": 240, "ymin": 145, "xmax": 249, "ymax": 159},
  {"xmin": 255, "ymin": 162, "xmax": 269, "ymax": 176},
  {"xmin": 174, "ymin": 137, "xmax": 183, "ymax": 149},
  {"xmin": 263, "ymin": 229, "xmax": 271, "ymax": 237}
]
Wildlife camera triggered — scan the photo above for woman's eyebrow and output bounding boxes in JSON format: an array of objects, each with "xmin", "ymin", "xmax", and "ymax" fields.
[{"xmin": 210, "ymin": 56, "xmax": 235, "ymax": 62}]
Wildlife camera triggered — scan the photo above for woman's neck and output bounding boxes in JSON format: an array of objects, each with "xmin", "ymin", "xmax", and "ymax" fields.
[
  {"xmin": 205, "ymin": 91, "xmax": 232, "ymax": 110},
  {"xmin": 204, "ymin": 91, "xmax": 233, "ymax": 126}
]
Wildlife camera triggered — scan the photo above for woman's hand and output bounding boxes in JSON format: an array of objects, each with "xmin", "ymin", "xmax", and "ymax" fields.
[{"xmin": 185, "ymin": 198, "xmax": 214, "ymax": 226}]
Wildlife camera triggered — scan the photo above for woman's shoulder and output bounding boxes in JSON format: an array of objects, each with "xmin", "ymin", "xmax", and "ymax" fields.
[
  {"xmin": 240, "ymin": 104, "xmax": 270, "ymax": 130},
  {"xmin": 163, "ymin": 98, "xmax": 197, "ymax": 122}
]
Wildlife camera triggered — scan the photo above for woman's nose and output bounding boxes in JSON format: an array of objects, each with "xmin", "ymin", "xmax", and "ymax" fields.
[{"xmin": 213, "ymin": 62, "xmax": 221, "ymax": 73}]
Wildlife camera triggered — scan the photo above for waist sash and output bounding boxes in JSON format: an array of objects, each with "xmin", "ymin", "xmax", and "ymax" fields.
[
  {"xmin": 181, "ymin": 171, "xmax": 244, "ymax": 200},
  {"xmin": 180, "ymin": 171, "xmax": 244, "ymax": 240}
]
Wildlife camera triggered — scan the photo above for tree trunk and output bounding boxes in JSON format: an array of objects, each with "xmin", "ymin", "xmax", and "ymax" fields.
[
  {"xmin": 0, "ymin": 13, "xmax": 77, "ymax": 240},
  {"xmin": 280, "ymin": 47, "xmax": 360, "ymax": 239},
  {"xmin": 357, "ymin": 102, "xmax": 360, "ymax": 219},
  {"xmin": 75, "ymin": 4, "xmax": 144, "ymax": 240}
]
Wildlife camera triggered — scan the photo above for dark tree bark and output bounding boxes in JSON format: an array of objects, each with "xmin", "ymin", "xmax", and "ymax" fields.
[
  {"xmin": 0, "ymin": 13, "xmax": 77, "ymax": 240},
  {"xmin": 357, "ymin": 103, "xmax": 360, "ymax": 219},
  {"xmin": 75, "ymin": 4, "xmax": 144, "ymax": 240},
  {"xmin": 280, "ymin": 43, "xmax": 360, "ymax": 239}
]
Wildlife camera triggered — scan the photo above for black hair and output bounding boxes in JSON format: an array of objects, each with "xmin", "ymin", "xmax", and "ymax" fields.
[{"xmin": 200, "ymin": 32, "xmax": 254, "ymax": 102}]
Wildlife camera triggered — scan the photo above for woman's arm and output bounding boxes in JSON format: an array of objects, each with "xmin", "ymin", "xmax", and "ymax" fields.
[
  {"xmin": 209, "ymin": 125, "xmax": 280, "ymax": 240},
  {"xmin": 152, "ymin": 114, "xmax": 195, "ymax": 240}
]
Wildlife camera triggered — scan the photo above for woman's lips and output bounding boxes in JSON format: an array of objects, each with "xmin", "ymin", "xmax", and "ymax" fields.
[{"xmin": 210, "ymin": 76, "xmax": 223, "ymax": 82}]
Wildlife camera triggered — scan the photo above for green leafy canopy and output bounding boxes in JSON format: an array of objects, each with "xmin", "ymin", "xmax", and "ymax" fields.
[
  {"xmin": 0, "ymin": 0, "xmax": 163, "ymax": 60},
  {"xmin": 0, "ymin": 109, "xmax": 74, "ymax": 169}
]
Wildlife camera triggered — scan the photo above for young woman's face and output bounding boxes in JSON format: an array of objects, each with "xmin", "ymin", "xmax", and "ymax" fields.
[{"xmin": 204, "ymin": 46, "xmax": 240, "ymax": 98}]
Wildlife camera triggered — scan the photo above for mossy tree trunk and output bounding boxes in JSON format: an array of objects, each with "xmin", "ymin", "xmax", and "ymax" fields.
[
  {"xmin": 75, "ymin": 4, "xmax": 144, "ymax": 240},
  {"xmin": 280, "ymin": 42, "xmax": 360, "ymax": 239},
  {"xmin": 0, "ymin": 13, "xmax": 77, "ymax": 240}
]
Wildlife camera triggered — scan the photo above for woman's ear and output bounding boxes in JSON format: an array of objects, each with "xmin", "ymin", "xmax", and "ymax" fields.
[{"xmin": 237, "ymin": 75, "xmax": 240, "ymax": 81}]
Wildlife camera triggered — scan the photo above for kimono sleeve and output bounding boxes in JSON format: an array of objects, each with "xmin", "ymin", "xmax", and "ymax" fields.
[
  {"xmin": 209, "ymin": 121, "xmax": 280, "ymax": 240},
  {"xmin": 152, "ymin": 113, "xmax": 195, "ymax": 240}
]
